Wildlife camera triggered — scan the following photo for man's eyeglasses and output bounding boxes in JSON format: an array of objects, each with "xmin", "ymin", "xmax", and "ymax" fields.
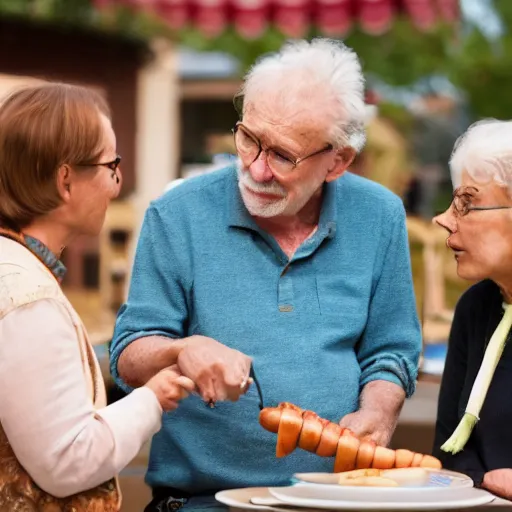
[
  {"xmin": 451, "ymin": 191, "xmax": 512, "ymax": 217},
  {"xmin": 233, "ymin": 122, "xmax": 333, "ymax": 175}
]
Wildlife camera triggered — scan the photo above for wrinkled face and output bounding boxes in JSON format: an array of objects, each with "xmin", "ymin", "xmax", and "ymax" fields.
[
  {"xmin": 434, "ymin": 171, "xmax": 512, "ymax": 283},
  {"xmin": 66, "ymin": 114, "xmax": 122, "ymax": 236},
  {"xmin": 236, "ymin": 100, "xmax": 339, "ymax": 218}
]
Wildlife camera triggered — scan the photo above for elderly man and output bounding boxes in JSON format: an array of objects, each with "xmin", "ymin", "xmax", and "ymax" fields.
[{"xmin": 110, "ymin": 38, "xmax": 421, "ymax": 511}]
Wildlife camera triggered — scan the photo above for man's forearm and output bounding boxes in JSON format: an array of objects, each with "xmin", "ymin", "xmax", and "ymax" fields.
[
  {"xmin": 117, "ymin": 336, "xmax": 186, "ymax": 388},
  {"xmin": 338, "ymin": 379, "xmax": 407, "ymax": 445},
  {"xmin": 360, "ymin": 380, "xmax": 406, "ymax": 424}
]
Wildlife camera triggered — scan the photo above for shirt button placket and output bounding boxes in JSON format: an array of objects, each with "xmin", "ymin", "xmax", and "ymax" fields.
[{"xmin": 278, "ymin": 264, "xmax": 294, "ymax": 313}]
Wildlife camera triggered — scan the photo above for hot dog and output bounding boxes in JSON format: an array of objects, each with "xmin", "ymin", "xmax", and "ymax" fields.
[{"xmin": 259, "ymin": 403, "xmax": 442, "ymax": 472}]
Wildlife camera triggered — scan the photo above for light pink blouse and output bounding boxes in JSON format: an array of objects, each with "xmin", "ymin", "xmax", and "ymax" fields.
[{"xmin": 0, "ymin": 298, "xmax": 162, "ymax": 498}]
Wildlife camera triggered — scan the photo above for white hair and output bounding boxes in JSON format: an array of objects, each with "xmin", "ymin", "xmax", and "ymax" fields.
[
  {"xmin": 450, "ymin": 119, "xmax": 512, "ymax": 194},
  {"xmin": 238, "ymin": 38, "xmax": 367, "ymax": 152}
]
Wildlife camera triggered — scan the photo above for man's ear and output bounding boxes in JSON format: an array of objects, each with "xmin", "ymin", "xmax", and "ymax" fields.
[
  {"xmin": 55, "ymin": 164, "xmax": 72, "ymax": 202},
  {"xmin": 325, "ymin": 147, "xmax": 356, "ymax": 183}
]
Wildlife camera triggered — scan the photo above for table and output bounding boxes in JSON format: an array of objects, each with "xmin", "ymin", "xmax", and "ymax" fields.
[
  {"xmin": 121, "ymin": 486, "xmax": 511, "ymax": 511},
  {"xmin": 218, "ymin": 486, "xmax": 512, "ymax": 511},
  {"xmin": 229, "ymin": 502, "xmax": 512, "ymax": 510}
]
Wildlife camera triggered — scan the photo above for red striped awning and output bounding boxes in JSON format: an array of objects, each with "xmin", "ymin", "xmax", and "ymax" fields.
[{"xmin": 93, "ymin": 0, "xmax": 459, "ymax": 39}]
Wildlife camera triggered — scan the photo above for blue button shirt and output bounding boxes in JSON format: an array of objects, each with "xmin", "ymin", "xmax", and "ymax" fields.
[{"xmin": 110, "ymin": 166, "xmax": 421, "ymax": 494}]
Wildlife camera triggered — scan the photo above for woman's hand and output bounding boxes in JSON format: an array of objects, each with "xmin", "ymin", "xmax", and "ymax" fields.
[
  {"xmin": 145, "ymin": 365, "xmax": 196, "ymax": 412},
  {"xmin": 482, "ymin": 469, "xmax": 512, "ymax": 500}
]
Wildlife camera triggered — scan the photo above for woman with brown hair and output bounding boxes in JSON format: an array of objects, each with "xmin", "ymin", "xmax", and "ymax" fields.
[{"xmin": 0, "ymin": 82, "xmax": 195, "ymax": 511}]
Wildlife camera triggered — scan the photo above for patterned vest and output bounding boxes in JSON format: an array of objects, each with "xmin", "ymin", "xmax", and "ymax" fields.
[{"xmin": 0, "ymin": 231, "xmax": 121, "ymax": 511}]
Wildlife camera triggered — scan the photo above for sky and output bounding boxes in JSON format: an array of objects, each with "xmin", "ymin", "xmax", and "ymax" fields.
[{"xmin": 461, "ymin": 0, "xmax": 503, "ymax": 38}]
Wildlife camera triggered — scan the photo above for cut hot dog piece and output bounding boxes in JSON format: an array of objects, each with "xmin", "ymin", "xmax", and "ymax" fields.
[
  {"xmin": 355, "ymin": 441, "xmax": 376, "ymax": 469},
  {"xmin": 419, "ymin": 455, "xmax": 442, "ymax": 469},
  {"xmin": 278, "ymin": 402, "xmax": 303, "ymax": 412},
  {"xmin": 259, "ymin": 407, "xmax": 281, "ymax": 434},
  {"xmin": 298, "ymin": 411, "xmax": 324, "ymax": 452},
  {"xmin": 316, "ymin": 420, "xmax": 343, "ymax": 457},
  {"xmin": 394, "ymin": 449, "xmax": 415, "ymax": 468},
  {"xmin": 411, "ymin": 453, "xmax": 424, "ymax": 467},
  {"xmin": 276, "ymin": 406, "xmax": 303, "ymax": 457},
  {"xmin": 334, "ymin": 434, "xmax": 360, "ymax": 472},
  {"xmin": 371, "ymin": 446, "xmax": 395, "ymax": 470}
]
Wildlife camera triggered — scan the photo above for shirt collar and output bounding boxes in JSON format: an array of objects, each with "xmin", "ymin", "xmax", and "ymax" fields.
[
  {"xmin": 24, "ymin": 235, "xmax": 67, "ymax": 282},
  {"xmin": 317, "ymin": 178, "xmax": 338, "ymax": 239},
  {"xmin": 226, "ymin": 166, "xmax": 338, "ymax": 239}
]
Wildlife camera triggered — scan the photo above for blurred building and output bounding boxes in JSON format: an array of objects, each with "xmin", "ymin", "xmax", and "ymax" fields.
[
  {"xmin": 178, "ymin": 48, "xmax": 240, "ymax": 176},
  {"xmin": 0, "ymin": 16, "xmax": 148, "ymax": 289},
  {"xmin": 0, "ymin": 15, "xmax": 180, "ymax": 343}
]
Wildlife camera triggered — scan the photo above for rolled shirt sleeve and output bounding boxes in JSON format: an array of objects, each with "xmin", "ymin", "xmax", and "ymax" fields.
[
  {"xmin": 356, "ymin": 200, "xmax": 422, "ymax": 397},
  {"xmin": 0, "ymin": 299, "xmax": 162, "ymax": 498}
]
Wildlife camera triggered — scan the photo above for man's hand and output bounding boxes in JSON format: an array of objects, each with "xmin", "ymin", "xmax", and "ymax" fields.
[
  {"xmin": 482, "ymin": 469, "xmax": 512, "ymax": 500},
  {"xmin": 338, "ymin": 380, "xmax": 406, "ymax": 446},
  {"xmin": 177, "ymin": 335, "xmax": 253, "ymax": 404},
  {"xmin": 338, "ymin": 409, "xmax": 395, "ymax": 446}
]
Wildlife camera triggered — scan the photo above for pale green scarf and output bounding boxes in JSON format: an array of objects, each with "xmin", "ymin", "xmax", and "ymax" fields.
[{"xmin": 442, "ymin": 302, "xmax": 512, "ymax": 454}]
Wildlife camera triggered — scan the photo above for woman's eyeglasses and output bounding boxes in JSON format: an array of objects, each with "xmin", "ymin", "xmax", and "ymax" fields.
[
  {"xmin": 76, "ymin": 155, "xmax": 121, "ymax": 183},
  {"xmin": 452, "ymin": 192, "xmax": 512, "ymax": 217},
  {"xmin": 83, "ymin": 155, "xmax": 122, "ymax": 172}
]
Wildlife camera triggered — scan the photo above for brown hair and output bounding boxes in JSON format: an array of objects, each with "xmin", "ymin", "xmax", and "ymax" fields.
[{"xmin": 0, "ymin": 82, "xmax": 111, "ymax": 230}]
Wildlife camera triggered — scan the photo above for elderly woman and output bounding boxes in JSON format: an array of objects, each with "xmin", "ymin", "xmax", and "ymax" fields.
[
  {"xmin": 433, "ymin": 119, "xmax": 512, "ymax": 500},
  {"xmin": 0, "ymin": 83, "xmax": 196, "ymax": 511}
]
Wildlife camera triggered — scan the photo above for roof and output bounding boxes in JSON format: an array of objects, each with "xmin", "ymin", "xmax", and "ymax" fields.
[{"xmin": 93, "ymin": 0, "xmax": 459, "ymax": 38}]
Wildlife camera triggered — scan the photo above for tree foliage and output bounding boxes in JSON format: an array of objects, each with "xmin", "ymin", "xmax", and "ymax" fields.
[
  {"xmin": 0, "ymin": 0, "xmax": 169, "ymax": 41},
  {"xmin": 2, "ymin": 0, "xmax": 512, "ymax": 121},
  {"xmin": 448, "ymin": 0, "xmax": 512, "ymax": 119},
  {"xmin": 0, "ymin": 1, "xmax": 456, "ymax": 84},
  {"xmin": 344, "ymin": 19, "xmax": 454, "ymax": 86},
  {"xmin": 180, "ymin": 17, "xmax": 456, "ymax": 83}
]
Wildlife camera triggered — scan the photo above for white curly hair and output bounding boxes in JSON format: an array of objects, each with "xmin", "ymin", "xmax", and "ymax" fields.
[
  {"xmin": 238, "ymin": 38, "xmax": 367, "ymax": 153},
  {"xmin": 450, "ymin": 119, "xmax": 512, "ymax": 194}
]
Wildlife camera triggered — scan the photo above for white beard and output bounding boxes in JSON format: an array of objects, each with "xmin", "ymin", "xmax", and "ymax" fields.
[{"xmin": 236, "ymin": 163, "xmax": 289, "ymax": 218}]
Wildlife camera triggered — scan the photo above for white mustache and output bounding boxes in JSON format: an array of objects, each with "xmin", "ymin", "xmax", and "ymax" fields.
[{"xmin": 237, "ymin": 166, "xmax": 287, "ymax": 197}]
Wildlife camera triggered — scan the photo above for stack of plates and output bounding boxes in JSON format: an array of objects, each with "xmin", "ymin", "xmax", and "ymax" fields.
[{"xmin": 215, "ymin": 469, "xmax": 496, "ymax": 510}]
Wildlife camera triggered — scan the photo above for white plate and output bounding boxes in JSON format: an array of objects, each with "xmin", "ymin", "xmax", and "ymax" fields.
[
  {"xmin": 215, "ymin": 486, "xmax": 497, "ymax": 511},
  {"xmin": 293, "ymin": 468, "xmax": 474, "ymax": 487},
  {"xmin": 268, "ymin": 484, "xmax": 495, "ymax": 510},
  {"xmin": 292, "ymin": 469, "xmax": 474, "ymax": 497},
  {"xmin": 215, "ymin": 487, "xmax": 313, "ymax": 511}
]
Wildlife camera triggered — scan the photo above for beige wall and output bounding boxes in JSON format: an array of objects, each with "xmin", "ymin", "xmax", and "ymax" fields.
[{"xmin": 123, "ymin": 39, "xmax": 181, "ymax": 293}]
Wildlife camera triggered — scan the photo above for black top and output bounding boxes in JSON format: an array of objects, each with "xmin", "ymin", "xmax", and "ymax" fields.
[{"xmin": 433, "ymin": 279, "xmax": 512, "ymax": 486}]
